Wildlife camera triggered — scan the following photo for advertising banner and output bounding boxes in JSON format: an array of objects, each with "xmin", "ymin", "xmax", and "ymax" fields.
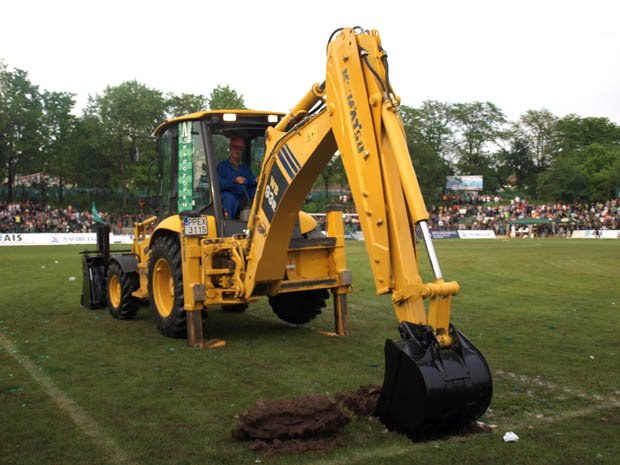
[
  {"xmin": 0, "ymin": 233, "xmax": 134, "ymax": 246},
  {"xmin": 458, "ymin": 230, "xmax": 497, "ymax": 239},
  {"xmin": 430, "ymin": 230, "xmax": 460, "ymax": 239},
  {"xmin": 446, "ymin": 175, "xmax": 483, "ymax": 191},
  {"xmin": 570, "ymin": 230, "xmax": 619, "ymax": 239}
]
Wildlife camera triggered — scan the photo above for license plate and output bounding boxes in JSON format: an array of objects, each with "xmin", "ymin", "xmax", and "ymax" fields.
[{"xmin": 184, "ymin": 217, "xmax": 208, "ymax": 236}]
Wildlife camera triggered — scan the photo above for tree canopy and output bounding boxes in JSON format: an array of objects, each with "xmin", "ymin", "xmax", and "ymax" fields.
[{"xmin": 1, "ymin": 61, "xmax": 619, "ymax": 209}]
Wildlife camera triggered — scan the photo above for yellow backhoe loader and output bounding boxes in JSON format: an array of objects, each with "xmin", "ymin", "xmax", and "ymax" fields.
[{"xmin": 81, "ymin": 27, "xmax": 492, "ymax": 435}]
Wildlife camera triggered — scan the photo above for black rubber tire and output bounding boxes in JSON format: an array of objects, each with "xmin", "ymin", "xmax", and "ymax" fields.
[
  {"xmin": 107, "ymin": 261, "xmax": 139, "ymax": 320},
  {"xmin": 221, "ymin": 304, "xmax": 248, "ymax": 313},
  {"xmin": 148, "ymin": 234, "xmax": 187, "ymax": 338},
  {"xmin": 269, "ymin": 289, "xmax": 329, "ymax": 325}
]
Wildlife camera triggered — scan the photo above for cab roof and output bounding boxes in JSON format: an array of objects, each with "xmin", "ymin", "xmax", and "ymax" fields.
[{"xmin": 153, "ymin": 109, "xmax": 285, "ymax": 136}]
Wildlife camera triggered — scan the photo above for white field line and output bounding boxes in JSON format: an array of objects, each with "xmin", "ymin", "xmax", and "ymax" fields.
[
  {"xmin": 1, "ymin": 336, "xmax": 138, "ymax": 465},
  {"xmin": 492, "ymin": 369, "xmax": 620, "ymax": 432},
  {"xmin": 495, "ymin": 369, "xmax": 620, "ymax": 407}
]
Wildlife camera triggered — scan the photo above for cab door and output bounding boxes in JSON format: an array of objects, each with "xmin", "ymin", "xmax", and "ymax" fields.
[{"xmin": 157, "ymin": 120, "xmax": 220, "ymax": 237}]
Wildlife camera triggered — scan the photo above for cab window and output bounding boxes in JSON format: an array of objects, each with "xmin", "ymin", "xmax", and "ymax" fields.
[
  {"xmin": 157, "ymin": 126, "xmax": 176, "ymax": 216},
  {"xmin": 212, "ymin": 134, "xmax": 265, "ymax": 174},
  {"xmin": 190, "ymin": 122, "xmax": 212, "ymax": 211}
]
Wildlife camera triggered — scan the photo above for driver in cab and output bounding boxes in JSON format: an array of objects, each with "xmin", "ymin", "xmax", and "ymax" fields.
[{"xmin": 217, "ymin": 136, "xmax": 257, "ymax": 219}]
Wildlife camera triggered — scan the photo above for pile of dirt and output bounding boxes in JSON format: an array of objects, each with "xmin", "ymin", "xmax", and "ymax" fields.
[
  {"xmin": 234, "ymin": 385, "xmax": 489, "ymax": 454},
  {"xmin": 234, "ymin": 394, "xmax": 350, "ymax": 455},
  {"xmin": 336, "ymin": 384, "xmax": 381, "ymax": 417}
]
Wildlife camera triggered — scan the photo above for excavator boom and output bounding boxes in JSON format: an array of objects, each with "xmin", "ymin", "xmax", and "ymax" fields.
[{"xmin": 244, "ymin": 27, "xmax": 492, "ymax": 434}]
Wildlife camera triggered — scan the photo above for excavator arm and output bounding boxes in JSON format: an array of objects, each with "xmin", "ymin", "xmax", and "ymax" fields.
[
  {"xmin": 245, "ymin": 28, "xmax": 458, "ymax": 338},
  {"xmin": 244, "ymin": 27, "xmax": 492, "ymax": 434}
]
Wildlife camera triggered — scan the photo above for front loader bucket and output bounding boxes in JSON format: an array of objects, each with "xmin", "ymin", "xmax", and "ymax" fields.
[{"xmin": 375, "ymin": 322, "xmax": 492, "ymax": 435}]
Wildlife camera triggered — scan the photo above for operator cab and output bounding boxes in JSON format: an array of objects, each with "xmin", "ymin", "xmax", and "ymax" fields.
[{"xmin": 153, "ymin": 110, "xmax": 284, "ymax": 236}]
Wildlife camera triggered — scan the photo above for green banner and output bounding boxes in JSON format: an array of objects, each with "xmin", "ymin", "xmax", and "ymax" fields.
[{"xmin": 178, "ymin": 121, "xmax": 193, "ymax": 212}]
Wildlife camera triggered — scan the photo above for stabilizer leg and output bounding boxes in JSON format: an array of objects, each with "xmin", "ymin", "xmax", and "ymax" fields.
[
  {"xmin": 186, "ymin": 310, "xmax": 225, "ymax": 349},
  {"xmin": 333, "ymin": 291, "xmax": 349, "ymax": 336},
  {"xmin": 186, "ymin": 310, "xmax": 204, "ymax": 348}
]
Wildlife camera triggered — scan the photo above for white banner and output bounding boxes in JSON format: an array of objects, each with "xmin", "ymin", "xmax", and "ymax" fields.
[
  {"xmin": 570, "ymin": 230, "xmax": 619, "ymax": 239},
  {"xmin": 458, "ymin": 230, "xmax": 497, "ymax": 239},
  {"xmin": 0, "ymin": 233, "xmax": 135, "ymax": 246}
]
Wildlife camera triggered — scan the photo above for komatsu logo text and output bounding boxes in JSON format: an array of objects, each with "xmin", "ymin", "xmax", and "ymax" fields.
[{"xmin": 342, "ymin": 68, "xmax": 365, "ymax": 154}]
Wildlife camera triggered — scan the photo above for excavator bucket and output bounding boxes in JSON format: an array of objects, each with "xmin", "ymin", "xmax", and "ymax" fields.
[{"xmin": 375, "ymin": 322, "xmax": 492, "ymax": 435}]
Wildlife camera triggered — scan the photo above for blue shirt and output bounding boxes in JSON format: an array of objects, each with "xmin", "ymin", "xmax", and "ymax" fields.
[{"xmin": 217, "ymin": 159, "xmax": 257, "ymax": 198}]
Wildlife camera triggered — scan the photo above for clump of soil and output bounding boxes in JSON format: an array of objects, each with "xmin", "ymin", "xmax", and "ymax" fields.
[
  {"xmin": 336, "ymin": 384, "xmax": 381, "ymax": 417},
  {"xmin": 234, "ymin": 394, "xmax": 350, "ymax": 455},
  {"xmin": 234, "ymin": 387, "xmax": 384, "ymax": 455},
  {"xmin": 234, "ymin": 385, "xmax": 490, "ymax": 454}
]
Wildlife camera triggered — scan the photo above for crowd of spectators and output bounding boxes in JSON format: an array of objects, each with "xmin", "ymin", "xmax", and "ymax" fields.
[
  {"xmin": 1, "ymin": 198, "xmax": 619, "ymax": 237},
  {"xmin": 0, "ymin": 202, "xmax": 146, "ymax": 234},
  {"xmin": 427, "ymin": 195, "xmax": 619, "ymax": 236}
]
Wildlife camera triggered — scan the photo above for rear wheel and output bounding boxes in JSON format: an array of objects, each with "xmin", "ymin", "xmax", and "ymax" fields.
[
  {"xmin": 269, "ymin": 289, "xmax": 328, "ymax": 325},
  {"xmin": 107, "ymin": 262, "xmax": 139, "ymax": 320},
  {"xmin": 148, "ymin": 234, "xmax": 187, "ymax": 338}
]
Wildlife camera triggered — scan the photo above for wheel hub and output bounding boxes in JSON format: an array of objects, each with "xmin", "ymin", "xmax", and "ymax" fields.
[
  {"xmin": 108, "ymin": 274, "xmax": 121, "ymax": 308},
  {"xmin": 153, "ymin": 258, "xmax": 174, "ymax": 318}
]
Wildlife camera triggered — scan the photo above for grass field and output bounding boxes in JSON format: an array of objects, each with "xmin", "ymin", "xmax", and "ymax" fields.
[{"xmin": 1, "ymin": 239, "xmax": 619, "ymax": 465}]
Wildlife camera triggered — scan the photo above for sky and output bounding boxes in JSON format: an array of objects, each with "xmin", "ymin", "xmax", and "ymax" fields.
[{"xmin": 1, "ymin": 0, "xmax": 619, "ymax": 123}]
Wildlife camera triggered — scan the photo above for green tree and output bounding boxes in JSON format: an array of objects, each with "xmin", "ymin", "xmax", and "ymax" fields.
[
  {"xmin": 554, "ymin": 115, "xmax": 620, "ymax": 153},
  {"xmin": 598, "ymin": 153, "xmax": 620, "ymax": 200},
  {"xmin": 0, "ymin": 61, "xmax": 7, "ymax": 197},
  {"xmin": 166, "ymin": 92, "xmax": 208, "ymax": 118},
  {"xmin": 537, "ymin": 152, "xmax": 588, "ymax": 202},
  {"xmin": 41, "ymin": 90, "xmax": 76, "ymax": 203},
  {"xmin": 580, "ymin": 143, "xmax": 620, "ymax": 201},
  {"xmin": 400, "ymin": 104, "xmax": 452, "ymax": 200},
  {"xmin": 85, "ymin": 80, "xmax": 167, "ymax": 209},
  {"xmin": 537, "ymin": 143, "xmax": 620, "ymax": 202},
  {"xmin": 513, "ymin": 109, "xmax": 558, "ymax": 169},
  {"xmin": 496, "ymin": 136, "xmax": 536, "ymax": 192},
  {"xmin": 69, "ymin": 115, "xmax": 112, "ymax": 191},
  {"xmin": 319, "ymin": 154, "xmax": 345, "ymax": 201},
  {"xmin": 406, "ymin": 101, "xmax": 454, "ymax": 160},
  {"xmin": 450, "ymin": 102, "xmax": 507, "ymax": 176},
  {"xmin": 208, "ymin": 85, "xmax": 246, "ymax": 110},
  {"xmin": 0, "ymin": 66, "xmax": 43, "ymax": 203},
  {"xmin": 536, "ymin": 115, "xmax": 620, "ymax": 202}
]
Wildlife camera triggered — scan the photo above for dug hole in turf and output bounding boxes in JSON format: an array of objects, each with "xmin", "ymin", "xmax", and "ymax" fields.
[{"xmin": 233, "ymin": 386, "xmax": 381, "ymax": 455}]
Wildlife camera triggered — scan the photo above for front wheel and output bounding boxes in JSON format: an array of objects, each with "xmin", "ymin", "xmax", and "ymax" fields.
[
  {"xmin": 269, "ymin": 289, "xmax": 328, "ymax": 325},
  {"xmin": 148, "ymin": 234, "xmax": 187, "ymax": 338},
  {"xmin": 107, "ymin": 262, "xmax": 139, "ymax": 320}
]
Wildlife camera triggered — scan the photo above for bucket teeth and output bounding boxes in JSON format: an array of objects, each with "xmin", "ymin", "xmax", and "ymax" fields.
[{"xmin": 375, "ymin": 323, "xmax": 493, "ymax": 435}]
